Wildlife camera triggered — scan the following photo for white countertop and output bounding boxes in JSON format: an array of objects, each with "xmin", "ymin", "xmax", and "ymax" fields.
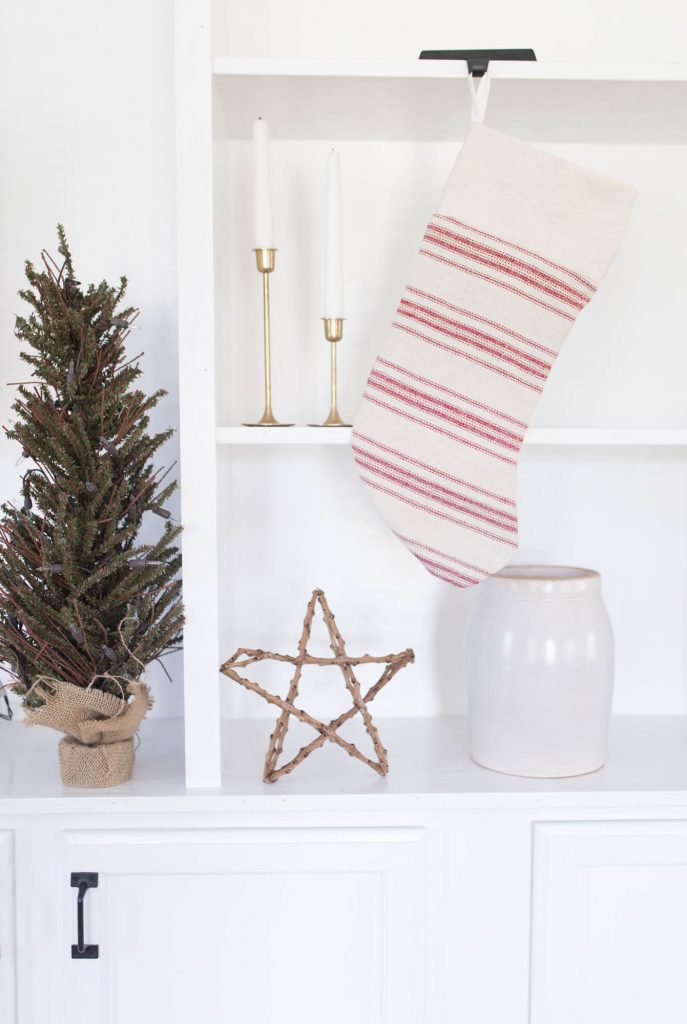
[{"xmin": 2, "ymin": 716, "xmax": 687, "ymax": 813}]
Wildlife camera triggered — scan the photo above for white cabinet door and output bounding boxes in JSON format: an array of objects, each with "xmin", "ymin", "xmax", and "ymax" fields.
[
  {"xmin": 61, "ymin": 826, "xmax": 426, "ymax": 1024},
  {"xmin": 531, "ymin": 820, "xmax": 687, "ymax": 1024},
  {"xmin": 0, "ymin": 831, "xmax": 16, "ymax": 1023}
]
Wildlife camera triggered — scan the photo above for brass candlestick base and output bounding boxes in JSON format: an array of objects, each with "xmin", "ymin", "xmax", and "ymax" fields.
[
  {"xmin": 309, "ymin": 317, "xmax": 351, "ymax": 428},
  {"xmin": 244, "ymin": 248, "xmax": 293, "ymax": 428}
]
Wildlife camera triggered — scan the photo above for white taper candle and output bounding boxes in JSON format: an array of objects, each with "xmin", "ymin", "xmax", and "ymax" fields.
[
  {"xmin": 324, "ymin": 149, "xmax": 344, "ymax": 318},
  {"xmin": 253, "ymin": 118, "xmax": 274, "ymax": 249}
]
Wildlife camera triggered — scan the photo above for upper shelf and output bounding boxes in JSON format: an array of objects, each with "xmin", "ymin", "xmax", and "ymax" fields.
[
  {"xmin": 217, "ymin": 427, "xmax": 687, "ymax": 447},
  {"xmin": 212, "ymin": 59, "xmax": 687, "ymax": 144}
]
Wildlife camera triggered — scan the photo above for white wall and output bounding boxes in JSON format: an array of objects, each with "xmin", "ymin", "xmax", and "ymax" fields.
[
  {"xmin": 1, "ymin": 0, "xmax": 686, "ymax": 722},
  {"xmin": 0, "ymin": 0, "xmax": 180, "ymax": 716},
  {"xmin": 214, "ymin": 0, "xmax": 686, "ymax": 63}
]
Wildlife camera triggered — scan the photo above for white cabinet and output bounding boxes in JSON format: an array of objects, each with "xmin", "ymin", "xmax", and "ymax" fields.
[
  {"xmin": 60, "ymin": 825, "xmax": 427, "ymax": 1024},
  {"xmin": 3, "ymin": 721, "xmax": 687, "ymax": 1023},
  {"xmin": 5, "ymin": 810, "xmax": 687, "ymax": 1024},
  {"xmin": 0, "ymin": 831, "xmax": 16, "ymax": 1023},
  {"xmin": 531, "ymin": 820, "xmax": 687, "ymax": 1024}
]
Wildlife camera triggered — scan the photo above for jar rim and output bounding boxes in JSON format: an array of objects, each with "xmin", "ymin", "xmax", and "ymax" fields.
[{"xmin": 493, "ymin": 565, "xmax": 599, "ymax": 583}]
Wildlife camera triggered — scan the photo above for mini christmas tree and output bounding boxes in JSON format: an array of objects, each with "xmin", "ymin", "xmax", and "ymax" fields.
[{"xmin": 0, "ymin": 227, "xmax": 182, "ymax": 723}]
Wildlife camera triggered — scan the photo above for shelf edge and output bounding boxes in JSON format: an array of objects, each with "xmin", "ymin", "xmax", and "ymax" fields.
[
  {"xmin": 216, "ymin": 427, "xmax": 687, "ymax": 447},
  {"xmin": 212, "ymin": 57, "xmax": 687, "ymax": 84}
]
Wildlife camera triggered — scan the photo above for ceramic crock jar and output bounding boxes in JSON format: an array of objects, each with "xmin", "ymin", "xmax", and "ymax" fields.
[{"xmin": 465, "ymin": 566, "xmax": 614, "ymax": 778}]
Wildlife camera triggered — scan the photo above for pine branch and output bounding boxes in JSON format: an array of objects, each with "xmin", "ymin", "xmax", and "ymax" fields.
[{"xmin": 0, "ymin": 229, "xmax": 184, "ymax": 704}]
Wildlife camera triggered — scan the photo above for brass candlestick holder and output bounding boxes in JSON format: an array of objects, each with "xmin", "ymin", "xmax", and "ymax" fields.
[
  {"xmin": 310, "ymin": 317, "xmax": 351, "ymax": 427},
  {"xmin": 244, "ymin": 248, "xmax": 293, "ymax": 427}
]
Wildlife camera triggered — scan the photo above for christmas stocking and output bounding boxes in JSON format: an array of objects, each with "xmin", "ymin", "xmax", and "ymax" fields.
[{"xmin": 352, "ymin": 116, "xmax": 636, "ymax": 588}]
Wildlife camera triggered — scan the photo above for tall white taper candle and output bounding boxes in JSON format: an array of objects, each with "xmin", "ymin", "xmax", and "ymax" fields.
[
  {"xmin": 324, "ymin": 149, "xmax": 344, "ymax": 318},
  {"xmin": 253, "ymin": 118, "xmax": 274, "ymax": 249}
]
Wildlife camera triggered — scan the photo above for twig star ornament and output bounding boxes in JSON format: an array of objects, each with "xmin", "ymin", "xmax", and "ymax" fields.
[{"xmin": 221, "ymin": 590, "xmax": 414, "ymax": 783}]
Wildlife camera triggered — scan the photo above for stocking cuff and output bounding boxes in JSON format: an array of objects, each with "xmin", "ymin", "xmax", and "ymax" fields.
[{"xmin": 442, "ymin": 124, "xmax": 638, "ymax": 286}]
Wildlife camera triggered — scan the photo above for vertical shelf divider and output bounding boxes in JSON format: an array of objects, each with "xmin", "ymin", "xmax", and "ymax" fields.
[{"xmin": 174, "ymin": 0, "xmax": 222, "ymax": 787}]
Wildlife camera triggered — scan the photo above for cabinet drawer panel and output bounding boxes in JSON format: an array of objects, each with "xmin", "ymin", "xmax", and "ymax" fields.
[
  {"xmin": 62, "ymin": 827, "xmax": 426, "ymax": 1024},
  {"xmin": 531, "ymin": 821, "xmax": 687, "ymax": 1024}
]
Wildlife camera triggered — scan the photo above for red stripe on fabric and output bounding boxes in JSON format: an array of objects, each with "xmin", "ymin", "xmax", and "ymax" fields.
[
  {"xmin": 355, "ymin": 453, "xmax": 516, "ymax": 538},
  {"xmin": 361, "ymin": 391, "xmax": 518, "ymax": 468},
  {"xmin": 359, "ymin": 474, "xmax": 518, "ymax": 549},
  {"xmin": 395, "ymin": 533, "xmax": 492, "ymax": 576},
  {"xmin": 368, "ymin": 370, "xmax": 522, "ymax": 452},
  {"xmin": 376, "ymin": 356, "xmax": 528, "ymax": 431},
  {"xmin": 398, "ymin": 299, "xmax": 551, "ymax": 374},
  {"xmin": 352, "ymin": 430, "xmax": 517, "ymax": 508},
  {"xmin": 413, "ymin": 553, "xmax": 479, "ymax": 585},
  {"xmin": 352, "ymin": 443, "xmax": 517, "ymax": 528},
  {"xmin": 428, "ymin": 222, "xmax": 591, "ymax": 303},
  {"xmin": 391, "ymin": 320, "xmax": 543, "ymax": 394},
  {"xmin": 415, "ymin": 553, "xmax": 480, "ymax": 586},
  {"xmin": 419, "ymin": 248, "xmax": 576, "ymax": 323},
  {"xmin": 406, "ymin": 286, "xmax": 557, "ymax": 358},
  {"xmin": 364, "ymin": 381, "xmax": 518, "ymax": 465},
  {"xmin": 398, "ymin": 304, "xmax": 548, "ymax": 379},
  {"xmin": 424, "ymin": 230, "xmax": 585, "ymax": 310},
  {"xmin": 434, "ymin": 214, "xmax": 596, "ymax": 292}
]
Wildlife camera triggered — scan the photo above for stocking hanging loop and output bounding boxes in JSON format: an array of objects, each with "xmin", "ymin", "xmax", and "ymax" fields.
[{"xmin": 467, "ymin": 71, "xmax": 491, "ymax": 124}]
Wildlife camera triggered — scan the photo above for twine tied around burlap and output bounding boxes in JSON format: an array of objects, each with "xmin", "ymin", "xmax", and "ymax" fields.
[
  {"xmin": 24, "ymin": 677, "xmax": 153, "ymax": 787},
  {"xmin": 21, "ymin": 618, "xmax": 154, "ymax": 787}
]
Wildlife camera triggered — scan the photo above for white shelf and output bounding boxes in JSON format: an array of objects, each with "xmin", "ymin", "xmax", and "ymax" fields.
[
  {"xmin": 212, "ymin": 58, "xmax": 687, "ymax": 143},
  {"xmin": 213, "ymin": 57, "xmax": 687, "ymax": 83},
  {"xmin": 216, "ymin": 426, "xmax": 687, "ymax": 447},
  {"xmin": 218, "ymin": 426, "xmax": 353, "ymax": 445},
  {"xmin": 3, "ymin": 716, "xmax": 687, "ymax": 811},
  {"xmin": 178, "ymin": 21, "xmax": 687, "ymax": 787}
]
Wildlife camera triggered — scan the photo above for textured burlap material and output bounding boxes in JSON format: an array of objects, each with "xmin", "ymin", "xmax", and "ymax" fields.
[
  {"xmin": 25, "ymin": 679, "xmax": 153, "ymax": 744},
  {"xmin": 58, "ymin": 735, "xmax": 135, "ymax": 788},
  {"xmin": 25, "ymin": 679, "xmax": 153, "ymax": 788}
]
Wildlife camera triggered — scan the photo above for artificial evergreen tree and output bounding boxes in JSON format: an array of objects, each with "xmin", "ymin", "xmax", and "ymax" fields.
[{"xmin": 0, "ymin": 228, "xmax": 182, "ymax": 730}]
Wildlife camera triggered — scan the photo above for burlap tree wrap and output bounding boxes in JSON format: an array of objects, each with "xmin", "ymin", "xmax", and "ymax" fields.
[
  {"xmin": 25, "ymin": 680, "xmax": 153, "ymax": 788},
  {"xmin": 58, "ymin": 735, "xmax": 135, "ymax": 788}
]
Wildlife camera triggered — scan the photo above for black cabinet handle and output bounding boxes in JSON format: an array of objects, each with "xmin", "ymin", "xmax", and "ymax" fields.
[{"xmin": 71, "ymin": 872, "xmax": 99, "ymax": 959}]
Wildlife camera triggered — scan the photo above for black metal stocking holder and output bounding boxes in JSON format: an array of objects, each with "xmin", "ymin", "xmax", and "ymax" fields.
[{"xmin": 419, "ymin": 49, "xmax": 537, "ymax": 76}]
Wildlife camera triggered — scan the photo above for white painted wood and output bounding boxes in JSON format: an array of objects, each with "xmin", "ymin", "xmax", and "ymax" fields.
[
  {"xmin": 216, "ymin": 426, "xmax": 687, "ymax": 446},
  {"xmin": 0, "ymin": 832, "xmax": 15, "ymax": 1024},
  {"xmin": 214, "ymin": 56, "xmax": 472, "ymax": 80},
  {"xmin": 444, "ymin": 815, "xmax": 532, "ymax": 1023},
  {"xmin": 524, "ymin": 428, "xmax": 687, "ymax": 446},
  {"xmin": 61, "ymin": 826, "xmax": 426, "ymax": 1024},
  {"xmin": 487, "ymin": 62, "xmax": 687, "ymax": 82},
  {"xmin": 3, "ymin": 717, "xmax": 687, "ymax": 812},
  {"xmin": 531, "ymin": 820, "xmax": 687, "ymax": 1023},
  {"xmin": 217, "ymin": 425, "xmax": 352, "ymax": 444},
  {"xmin": 212, "ymin": 61, "xmax": 687, "ymax": 143},
  {"xmin": 174, "ymin": 0, "xmax": 221, "ymax": 786},
  {"xmin": 213, "ymin": 57, "xmax": 687, "ymax": 83}
]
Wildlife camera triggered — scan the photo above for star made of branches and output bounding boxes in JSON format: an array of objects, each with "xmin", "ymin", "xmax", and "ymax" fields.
[{"xmin": 220, "ymin": 589, "xmax": 415, "ymax": 783}]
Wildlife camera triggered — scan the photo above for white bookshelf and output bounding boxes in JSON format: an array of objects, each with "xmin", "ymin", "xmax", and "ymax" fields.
[
  {"xmin": 212, "ymin": 58, "xmax": 687, "ymax": 82},
  {"xmin": 212, "ymin": 58, "xmax": 687, "ymax": 143},
  {"xmin": 216, "ymin": 427, "xmax": 687, "ymax": 447},
  {"xmin": 3, "ymin": 715, "xmax": 687, "ymax": 810},
  {"xmin": 176, "ymin": 0, "xmax": 687, "ymax": 788}
]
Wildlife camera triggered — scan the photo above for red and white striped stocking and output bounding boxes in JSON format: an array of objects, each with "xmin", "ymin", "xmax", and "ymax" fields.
[{"xmin": 352, "ymin": 122, "xmax": 636, "ymax": 588}]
